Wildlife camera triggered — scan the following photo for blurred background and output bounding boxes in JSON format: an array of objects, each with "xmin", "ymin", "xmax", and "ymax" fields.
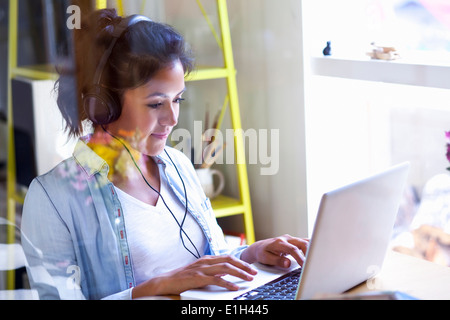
[{"xmin": 1, "ymin": 0, "xmax": 450, "ymax": 295}]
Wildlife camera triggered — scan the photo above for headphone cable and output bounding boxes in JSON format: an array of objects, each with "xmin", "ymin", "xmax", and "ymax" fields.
[{"xmin": 101, "ymin": 126, "xmax": 201, "ymax": 259}]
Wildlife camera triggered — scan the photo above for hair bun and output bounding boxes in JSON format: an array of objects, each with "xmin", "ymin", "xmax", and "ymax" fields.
[{"xmin": 93, "ymin": 9, "xmax": 122, "ymax": 46}]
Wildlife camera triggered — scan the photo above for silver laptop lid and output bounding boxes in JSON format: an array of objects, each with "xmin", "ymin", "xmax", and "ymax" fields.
[{"xmin": 296, "ymin": 162, "xmax": 410, "ymax": 299}]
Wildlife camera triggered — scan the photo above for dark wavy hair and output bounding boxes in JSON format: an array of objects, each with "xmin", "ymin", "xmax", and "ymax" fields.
[{"xmin": 55, "ymin": 9, "xmax": 194, "ymax": 137}]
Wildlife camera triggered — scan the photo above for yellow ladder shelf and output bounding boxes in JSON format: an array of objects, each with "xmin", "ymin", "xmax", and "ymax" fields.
[
  {"xmin": 188, "ymin": 0, "xmax": 255, "ymax": 244},
  {"xmin": 6, "ymin": 0, "xmax": 255, "ymax": 289}
]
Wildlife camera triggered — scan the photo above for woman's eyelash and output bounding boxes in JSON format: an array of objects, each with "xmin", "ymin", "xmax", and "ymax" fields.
[
  {"xmin": 147, "ymin": 98, "xmax": 185, "ymax": 109},
  {"xmin": 147, "ymin": 102, "xmax": 163, "ymax": 109}
]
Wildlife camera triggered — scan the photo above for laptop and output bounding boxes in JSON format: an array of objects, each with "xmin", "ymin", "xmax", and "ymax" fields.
[{"xmin": 181, "ymin": 162, "xmax": 410, "ymax": 300}]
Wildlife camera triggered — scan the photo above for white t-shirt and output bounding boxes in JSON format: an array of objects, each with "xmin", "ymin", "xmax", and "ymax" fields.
[{"xmin": 115, "ymin": 169, "xmax": 207, "ymax": 285}]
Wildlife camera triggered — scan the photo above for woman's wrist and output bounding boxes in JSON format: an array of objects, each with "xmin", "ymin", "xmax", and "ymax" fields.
[
  {"xmin": 240, "ymin": 241, "xmax": 261, "ymax": 264},
  {"xmin": 131, "ymin": 276, "xmax": 167, "ymax": 299}
]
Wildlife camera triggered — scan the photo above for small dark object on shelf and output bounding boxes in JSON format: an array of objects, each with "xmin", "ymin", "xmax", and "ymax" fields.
[{"xmin": 323, "ymin": 41, "xmax": 332, "ymax": 56}]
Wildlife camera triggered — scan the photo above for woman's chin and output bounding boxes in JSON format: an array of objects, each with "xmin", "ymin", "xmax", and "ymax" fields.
[{"xmin": 138, "ymin": 141, "xmax": 167, "ymax": 157}]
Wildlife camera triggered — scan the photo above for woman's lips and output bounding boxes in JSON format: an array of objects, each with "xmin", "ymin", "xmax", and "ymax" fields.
[{"xmin": 152, "ymin": 132, "xmax": 170, "ymax": 140}]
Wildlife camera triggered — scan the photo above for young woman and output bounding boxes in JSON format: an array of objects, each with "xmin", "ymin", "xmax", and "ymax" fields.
[{"xmin": 21, "ymin": 9, "xmax": 308, "ymax": 300}]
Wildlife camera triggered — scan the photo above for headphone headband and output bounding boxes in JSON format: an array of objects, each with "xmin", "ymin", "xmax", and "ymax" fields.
[
  {"xmin": 112, "ymin": 15, "xmax": 152, "ymax": 38},
  {"xmin": 83, "ymin": 14, "xmax": 152, "ymax": 125},
  {"xmin": 93, "ymin": 15, "xmax": 152, "ymax": 85}
]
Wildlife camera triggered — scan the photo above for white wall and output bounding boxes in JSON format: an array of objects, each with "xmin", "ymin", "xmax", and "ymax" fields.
[{"xmin": 227, "ymin": 0, "xmax": 308, "ymax": 239}]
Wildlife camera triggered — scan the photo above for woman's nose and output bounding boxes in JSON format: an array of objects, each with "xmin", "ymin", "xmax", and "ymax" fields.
[{"xmin": 160, "ymin": 103, "xmax": 178, "ymax": 126}]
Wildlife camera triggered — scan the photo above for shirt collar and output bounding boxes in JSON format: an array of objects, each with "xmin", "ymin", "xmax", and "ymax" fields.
[
  {"xmin": 73, "ymin": 137, "xmax": 169, "ymax": 177},
  {"xmin": 73, "ymin": 138, "xmax": 109, "ymax": 177},
  {"xmin": 153, "ymin": 150, "xmax": 168, "ymax": 166}
]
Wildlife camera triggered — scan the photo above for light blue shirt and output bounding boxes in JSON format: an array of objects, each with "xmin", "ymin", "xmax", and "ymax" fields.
[{"xmin": 21, "ymin": 138, "xmax": 245, "ymax": 300}]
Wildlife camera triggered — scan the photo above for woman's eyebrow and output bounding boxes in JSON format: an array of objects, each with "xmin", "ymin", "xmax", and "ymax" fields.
[{"xmin": 146, "ymin": 88, "xmax": 186, "ymax": 99}]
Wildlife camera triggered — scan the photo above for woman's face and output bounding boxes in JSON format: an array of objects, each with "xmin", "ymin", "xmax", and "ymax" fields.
[{"xmin": 110, "ymin": 59, "xmax": 186, "ymax": 156}]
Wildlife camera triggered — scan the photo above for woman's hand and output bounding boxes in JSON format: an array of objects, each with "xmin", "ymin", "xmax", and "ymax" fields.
[
  {"xmin": 240, "ymin": 234, "xmax": 309, "ymax": 268},
  {"xmin": 132, "ymin": 255, "xmax": 258, "ymax": 298}
]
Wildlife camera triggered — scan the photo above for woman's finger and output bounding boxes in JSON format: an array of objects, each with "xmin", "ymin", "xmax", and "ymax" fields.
[
  {"xmin": 201, "ymin": 262, "xmax": 256, "ymax": 282},
  {"xmin": 195, "ymin": 255, "xmax": 258, "ymax": 276},
  {"xmin": 260, "ymin": 236, "xmax": 308, "ymax": 267}
]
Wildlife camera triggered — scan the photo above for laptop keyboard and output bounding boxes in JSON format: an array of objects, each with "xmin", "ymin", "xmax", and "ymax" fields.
[{"xmin": 233, "ymin": 267, "xmax": 302, "ymax": 300}]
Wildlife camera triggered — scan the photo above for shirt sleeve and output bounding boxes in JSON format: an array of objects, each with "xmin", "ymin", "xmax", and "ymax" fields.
[
  {"xmin": 101, "ymin": 288, "xmax": 133, "ymax": 300},
  {"xmin": 21, "ymin": 178, "xmax": 86, "ymax": 300}
]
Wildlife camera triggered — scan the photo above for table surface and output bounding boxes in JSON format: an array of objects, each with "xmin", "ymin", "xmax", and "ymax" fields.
[
  {"xmin": 346, "ymin": 250, "xmax": 450, "ymax": 300},
  {"xmin": 150, "ymin": 250, "xmax": 450, "ymax": 300}
]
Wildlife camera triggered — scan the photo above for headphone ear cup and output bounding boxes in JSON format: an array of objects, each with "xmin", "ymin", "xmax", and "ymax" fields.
[{"xmin": 83, "ymin": 85, "xmax": 121, "ymax": 125}]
